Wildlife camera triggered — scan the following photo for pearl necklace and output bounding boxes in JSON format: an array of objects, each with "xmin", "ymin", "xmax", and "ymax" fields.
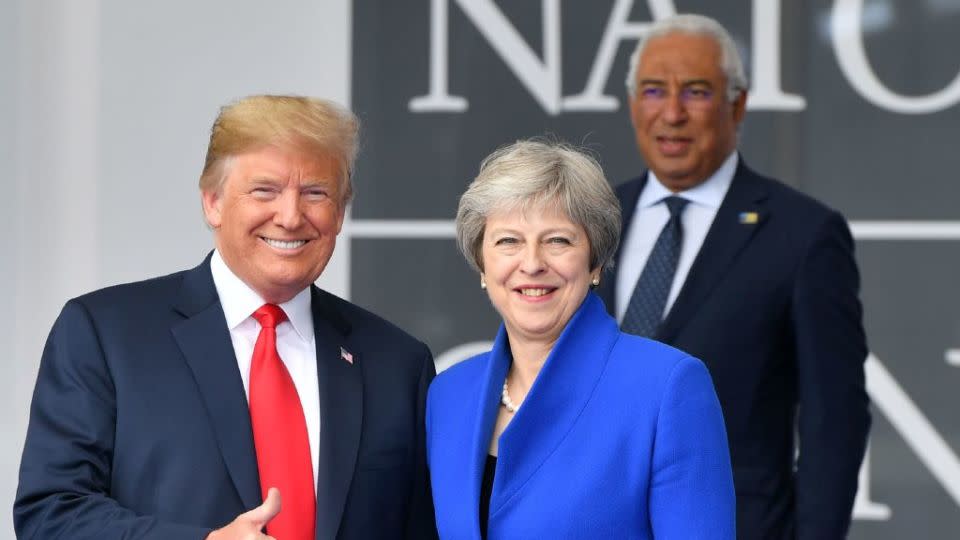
[{"xmin": 501, "ymin": 380, "xmax": 519, "ymax": 413}]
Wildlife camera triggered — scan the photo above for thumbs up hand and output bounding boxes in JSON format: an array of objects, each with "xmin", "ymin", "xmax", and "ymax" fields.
[{"xmin": 206, "ymin": 487, "xmax": 281, "ymax": 540}]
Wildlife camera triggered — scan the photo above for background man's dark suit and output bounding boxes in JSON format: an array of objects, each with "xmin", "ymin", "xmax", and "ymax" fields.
[
  {"xmin": 15, "ymin": 255, "xmax": 436, "ymax": 539},
  {"xmin": 598, "ymin": 160, "xmax": 870, "ymax": 539}
]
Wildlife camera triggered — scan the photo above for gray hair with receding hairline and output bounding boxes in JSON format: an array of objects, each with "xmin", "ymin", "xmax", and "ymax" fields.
[
  {"xmin": 455, "ymin": 139, "xmax": 621, "ymax": 273},
  {"xmin": 625, "ymin": 13, "xmax": 748, "ymax": 102}
]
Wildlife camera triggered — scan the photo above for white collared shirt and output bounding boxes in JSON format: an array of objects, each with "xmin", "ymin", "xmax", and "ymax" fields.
[
  {"xmin": 615, "ymin": 152, "xmax": 738, "ymax": 323},
  {"xmin": 210, "ymin": 250, "xmax": 320, "ymax": 489}
]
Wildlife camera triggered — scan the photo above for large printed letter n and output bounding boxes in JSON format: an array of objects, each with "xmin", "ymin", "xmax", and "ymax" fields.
[{"xmin": 409, "ymin": 0, "xmax": 562, "ymax": 115}]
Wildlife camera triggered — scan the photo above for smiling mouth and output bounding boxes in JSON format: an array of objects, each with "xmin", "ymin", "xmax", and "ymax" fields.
[
  {"xmin": 517, "ymin": 287, "xmax": 555, "ymax": 297},
  {"xmin": 657, "ymin": 136, "xmax": 692, "ymax": 154},
  {"xmin": 261, "ymin": 237, "xmax": 308, "ymax": 250}
]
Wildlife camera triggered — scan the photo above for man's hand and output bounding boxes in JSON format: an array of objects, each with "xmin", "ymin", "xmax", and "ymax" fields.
[{"xmin": 206, "ymin": 487, "xmax": 281, "ymax": 540}]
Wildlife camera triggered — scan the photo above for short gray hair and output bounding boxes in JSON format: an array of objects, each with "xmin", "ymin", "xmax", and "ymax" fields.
[
  {"xmin": 456, "ymin": 139, "xmax": 621, "ymax": 273},
  {"xmin": 625, "ymin": 14, "xmax": 748, "ymax": 102}
]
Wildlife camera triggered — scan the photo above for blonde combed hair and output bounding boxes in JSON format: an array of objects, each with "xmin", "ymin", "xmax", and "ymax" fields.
[{"xmin": 199, "ymin": 95, "xmax": 359, "ymax": 203}]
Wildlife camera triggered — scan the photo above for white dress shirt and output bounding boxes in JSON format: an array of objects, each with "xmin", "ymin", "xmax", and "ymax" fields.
[
  {"xmin": 210, "ymin": 250, "xmax": 321, "ymax": 489},
  {"xmin": 615, "ymin": 152, "xmax": 739, "ymax": 323}
]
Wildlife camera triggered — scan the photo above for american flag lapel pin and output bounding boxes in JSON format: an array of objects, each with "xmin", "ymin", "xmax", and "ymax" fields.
[
  {"xmin": 340, "ymin": 346, "xmax": 354, "ymax": 365},
  {"xmin": 738, "ymin": 211, "xmax": 759, "ymax": 225}
]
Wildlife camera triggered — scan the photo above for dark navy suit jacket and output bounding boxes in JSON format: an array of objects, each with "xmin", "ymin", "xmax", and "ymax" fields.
[
  {"xmin": 427, "ymin": 293, "xmax": 735, "ymax": 539},
  {"xmin": 597, "ymin": 160, "xmax": 870, "ymax": 540},
  {"xmin": 15, "ymin": 255, "xmax": 437, "ymax": 540}
]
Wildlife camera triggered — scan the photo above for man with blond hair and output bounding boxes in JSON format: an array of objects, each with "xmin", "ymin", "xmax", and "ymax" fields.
[
  {"xmin": 598, "ymin": 14, "xmax": 870, "ymax": 540},
  {"xmin": 16, "ymin": 95, "xmax": 437, "ymax": 540}
]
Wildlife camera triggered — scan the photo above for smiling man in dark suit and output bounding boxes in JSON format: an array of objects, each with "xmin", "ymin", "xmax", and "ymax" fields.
[
  {"xmin": 596, "ymin": 14, "xmax": 871, "ymax": 540},
  {"xmin": 15, "ymin": 95, "xmax": 437, "ymax": 540}
]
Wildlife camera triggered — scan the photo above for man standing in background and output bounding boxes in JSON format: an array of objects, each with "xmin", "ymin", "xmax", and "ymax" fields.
[
  {"xmin": 598, "ymin": 14, "xmax": 870, "ymax": 540},
  {"xmin": 16, "ymin": 95, "xmax": 437, "ymax": 539}
]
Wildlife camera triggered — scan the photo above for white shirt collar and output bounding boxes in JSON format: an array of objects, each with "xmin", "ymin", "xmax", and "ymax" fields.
[
  {"xmin": 210, "ymin": 250, "xmax": 314, "ymax": 343},
  {"xmin": 638, "ymin": 151, "xmax": 739, "ymax": 210}
]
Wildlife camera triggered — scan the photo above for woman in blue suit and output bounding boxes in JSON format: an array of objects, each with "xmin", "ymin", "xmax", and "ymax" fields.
[{"xmin": 427, "ymin": 139, "xmax": 735, "ymax": 539}]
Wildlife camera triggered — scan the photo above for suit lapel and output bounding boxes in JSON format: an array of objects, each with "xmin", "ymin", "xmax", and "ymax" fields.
[
  {"xmin": 310, "ymin": 287, "xmax": 362, "ymax": 540},
  {"xmin": 616, "ymin": 176, "xmax": 646, "ymax": 246},
  {"xmin": 597, "ymin": 176, "xmax": 647, "ymax": 316},
  {"xmin": 467, "ymin": 326, "xmax": 511, "ymax": 538},
  {"xmin": 171, "ymin": 256, "xmax": 262, "ymax": 510},
  {"xmin": 490, "ymin": 294, "xmax": 618, "ymax": 518},
  {"xmin": 657, "ymin": 161, "xmax": 770, "ymax": 343}
]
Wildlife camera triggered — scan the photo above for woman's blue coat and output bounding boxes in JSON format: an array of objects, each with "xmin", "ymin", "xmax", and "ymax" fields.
[{"xmin": 426, "ymin": 293, "xmax": 735, "ymax": 539}]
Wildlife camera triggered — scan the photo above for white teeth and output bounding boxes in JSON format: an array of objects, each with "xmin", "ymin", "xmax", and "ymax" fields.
[
  {"xmin": 520, "ymin": 288, "xmax": 550, "ymax": 297},
  {"xmin": 263, "ymin": 238, "xmax": 307, "ymax": 249}
]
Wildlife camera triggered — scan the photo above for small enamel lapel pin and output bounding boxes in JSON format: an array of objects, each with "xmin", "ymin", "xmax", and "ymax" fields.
[{"xmin": 738, "ymin": 211, "xmax": 759, "ymax": 224}]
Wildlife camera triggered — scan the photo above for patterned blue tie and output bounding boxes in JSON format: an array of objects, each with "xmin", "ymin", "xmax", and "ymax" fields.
[{"xmin": 621, "ymin": 196, "xmax": 689, "ymax": 337}]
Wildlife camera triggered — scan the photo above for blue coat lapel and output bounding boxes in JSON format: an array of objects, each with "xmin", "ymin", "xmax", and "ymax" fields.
[
  {"xmin": 488, "ymin": 293, "xmax": 620, "ymax": 518},
  {"xmin": 171, "ymin": 256, "xmax": 262, "ymax": 511},
  {"xmin": 466, "ymin": 326, "xmax": 511, "ymax": 537}
]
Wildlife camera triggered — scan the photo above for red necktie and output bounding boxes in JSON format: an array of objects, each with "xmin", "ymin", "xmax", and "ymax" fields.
[{"xmin": 249, "ymin": 304, "xmax": 316, "ymax": 540}]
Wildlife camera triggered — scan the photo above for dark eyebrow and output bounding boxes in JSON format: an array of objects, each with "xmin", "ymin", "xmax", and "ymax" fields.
[{"xmin": 638, "ymin": 78, "xmax": 715, "ymax": 88}]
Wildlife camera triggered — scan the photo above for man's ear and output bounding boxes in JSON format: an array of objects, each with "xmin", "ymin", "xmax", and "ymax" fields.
[
  {"xmin": 334, "ymin": 201, "xmax": 347, "ymax": 234},
  {"xmin": 201, "ymin": 188, "xmax": 223, "ymax": 228},
  {"xmin": 732, "ymin": 89, "xmax": 748, "ymax": 125},
  {"xmin": 627, "ymin": 93, "xmax": 641, "ymax": 129}
]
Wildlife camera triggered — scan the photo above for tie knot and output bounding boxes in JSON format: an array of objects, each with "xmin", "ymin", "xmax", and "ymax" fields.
[
  {"xmin": 253, "ymin": 304, "xmax": 288, "ymax": 329},
  {"xmin": 663, "ymin": 196, "xmax": 689, "ymax": 218}
]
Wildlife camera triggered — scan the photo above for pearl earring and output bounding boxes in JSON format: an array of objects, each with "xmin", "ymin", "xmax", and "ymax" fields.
[
  {"xmin": 591, "ymin": 275, "xmax": 600, "ymax": 287},
  {"xmin": 480, "ymin": 276, "xmax": 487, "ymax": 289}
]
